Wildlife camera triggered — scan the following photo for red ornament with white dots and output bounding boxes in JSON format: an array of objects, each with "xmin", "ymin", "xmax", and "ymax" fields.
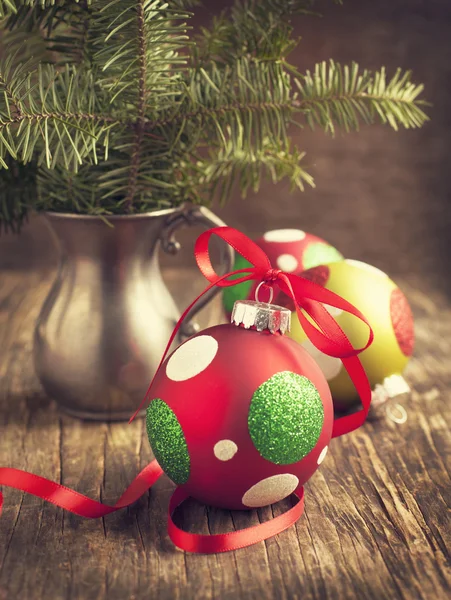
[
  {"xmin": 146, "ymin": 300, "xmax": 333, "ymax": 510},
  {"xmin": 222, "ymin": 229, "xmax": 343, "ymax": 317}
]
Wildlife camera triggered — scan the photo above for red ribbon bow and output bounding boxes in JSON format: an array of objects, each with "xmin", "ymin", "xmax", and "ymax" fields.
[
  {"xmin": 0, "ymin": 226, "xmax": 373, "ymax": 554},
  {"xmin": 132, "ymin": 226, "xmax": 374, "ymax": 436}
]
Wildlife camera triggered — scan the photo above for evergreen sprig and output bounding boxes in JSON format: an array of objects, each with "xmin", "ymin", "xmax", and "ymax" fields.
[
  {"xmin": 294, "ymin": 61, "xmax": 427, "ymax": 133},
  {"xmin": 197, "ymin": 137, "xmax": 315, "ymax": 205},
  {"xmin": 0, "ymin": 57, "xmax": 118, "ymax": 170},
  {"xmin": 0, "ymin": 0, "xmax": 429, "ymax": 232},
  {"xmin": 0, "ymin": 0, "xmax": 87, "ymax": 19}
]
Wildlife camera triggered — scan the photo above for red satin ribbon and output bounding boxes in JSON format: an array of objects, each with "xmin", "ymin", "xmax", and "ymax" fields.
[
  {"xmin": 0, "ymin": 460, "xmax": 163, "ymax": 518},
  {"xmin": 168, "ymin": 487, "xmax": 305, "ymax": 554},
  {"xmin": 0, "ymin": 225, "xmax": 373, "ymax": 554}
]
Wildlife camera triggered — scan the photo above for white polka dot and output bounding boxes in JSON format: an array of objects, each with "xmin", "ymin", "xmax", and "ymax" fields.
[
  {"xmin": 323, "ymin": 304, "xmax": 343, "ymax": 318},
  {"xmin": 263, "ymin": 229, "xmax": 306, "ymax": 243},
  {"xmin": 242, "ymin": 474, "xmax": 299, "ymax": 508},
  {"xmin": 302, "ymin": 340, "xmax": 343, "ymax": 381},
  {"xmin": 214, "ymin": 440, "xmax": 238, "ymax": 461},
  {"xmin": 317, "ymin": 446, "xmax": 328, "ymax": 465},
  {"xmin": 166, "ymin": 335, "xmax": 218, "ymax": 382},
  {"xmin": 277, "ymin": 254, "xmax": 299, "ymax": 272},
  {"xmin": 345, "ymin": 259, "xmax": 388, "ymax": 278}
]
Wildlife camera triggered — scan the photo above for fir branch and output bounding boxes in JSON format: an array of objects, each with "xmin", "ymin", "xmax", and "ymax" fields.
[
  {"xmin": 126, "ymin": 0, "xmax": 148, "ymax": 210},
  {"xmin": 294, "ymin": 61, "xmax": 429, "ymax": 133},
  {"xmin": 193, "ymin": 0, "xmax": 336, "ymax": 64},
  {"xmin": 1, "ymin": 110, "xmax": 118, "ymax": 128},
  {"xmin": 0, "ymin": 60, "xmax": 121, "ymax": 170},
  {"xmin": 171, "ymin": 59, "xmax": 294, "ymax": 154},
  {"xmin": 36, "ymin": 157, "xmax": 184, "ymax": 214},
  {"xmin": 91, "ymin": 0, "xmax": 190, "ymax": 107},
  {"xmin": 0, "ymin": 0, "xmax": 18, "ymax": 18},
  {"xmin": 42, "ymin": 2, "xmax": 95, "ymax": 65},
  {"xmin": 3, "ymin": 1, "xmax": 96, "ymax": 65},
  {"xmin": 0, "ymin": 0, "xmax": 90, "ymax": 19},
  {"xmin": 88, "ymin": 0, "xmax": 192, "ymax": 210},
  {"xmin": 0, "ymin": 66, "xmax": 23, "ymax": 119},
  {"xmin": 196, "ymin": 137, "xmax": 315, "ymax": 205}
]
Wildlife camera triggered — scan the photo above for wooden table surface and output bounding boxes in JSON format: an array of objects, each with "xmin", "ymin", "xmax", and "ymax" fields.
[{"xmin": 0, "ymin": 232, "xmax": 450, "ymax": 600}]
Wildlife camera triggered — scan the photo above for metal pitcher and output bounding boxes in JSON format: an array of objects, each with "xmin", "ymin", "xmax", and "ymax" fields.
[{"xmin": 33, "ymin": 205, "xmax": 233, "ymax": 420}]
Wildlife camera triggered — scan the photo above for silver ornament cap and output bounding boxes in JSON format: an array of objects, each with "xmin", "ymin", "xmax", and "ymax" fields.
[{"xmin": 231, "ymin": 299, "xmax": 291, "ymax": 335}]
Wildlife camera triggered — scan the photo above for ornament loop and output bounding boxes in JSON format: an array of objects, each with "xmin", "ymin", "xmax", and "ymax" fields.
[{"xmin": 255, "ymin": 281, "xmax": 274, "ymax": 304}]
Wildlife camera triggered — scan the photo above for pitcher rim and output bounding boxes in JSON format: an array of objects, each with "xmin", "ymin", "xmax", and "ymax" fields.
[{"xmin": 44, "ymin": 207, "xmax": 182, "ymax": 221}]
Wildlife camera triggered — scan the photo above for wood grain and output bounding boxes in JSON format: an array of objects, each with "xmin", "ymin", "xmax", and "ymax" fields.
[{"xmin": 0, "ymin": 264, "xmax": 450, "ymax": 600}]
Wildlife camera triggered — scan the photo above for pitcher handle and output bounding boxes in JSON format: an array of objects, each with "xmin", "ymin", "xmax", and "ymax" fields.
[{"xmin": 160, "ymin": 205, "xmax": 234, "ymax": 339}]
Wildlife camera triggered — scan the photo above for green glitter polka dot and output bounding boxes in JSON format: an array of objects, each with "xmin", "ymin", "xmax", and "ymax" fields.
[
  {"xmin": 146, "ymin": 399, "xmax": 190, "ymax": 484},
  {"xmin": 303, "ymin": 243, "xmax": 343, "ymax": 270},
  {"xmin": 222, "ymin": 254, "xmax": 254, "ymax": 314},
  {"xmin": 248, "ymin": 372, "xmax": 324, "ymax": 465}
]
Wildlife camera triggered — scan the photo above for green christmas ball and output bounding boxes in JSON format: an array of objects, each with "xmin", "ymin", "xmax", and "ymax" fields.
[{"xmin": 222, "ymin": 254, "xmax": 254, "ymax": 315}]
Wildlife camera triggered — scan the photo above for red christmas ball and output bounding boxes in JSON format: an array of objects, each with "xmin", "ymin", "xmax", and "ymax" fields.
[
  {"xmin": 222, "ymin": 229, "xmax": 343, "ymax": 317},
  {"xmin": 257, "ymin": 229, "xmax": 342, "ymax": 274},
  {"xmin": 146, "ymin": 302, "xmax": 333, "ymax": 510}
]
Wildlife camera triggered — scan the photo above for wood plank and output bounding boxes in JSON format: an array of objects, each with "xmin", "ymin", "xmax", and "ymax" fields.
[{"xmin": 0, "ymin": 265, "xmax": 450, "ymax": 600}]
